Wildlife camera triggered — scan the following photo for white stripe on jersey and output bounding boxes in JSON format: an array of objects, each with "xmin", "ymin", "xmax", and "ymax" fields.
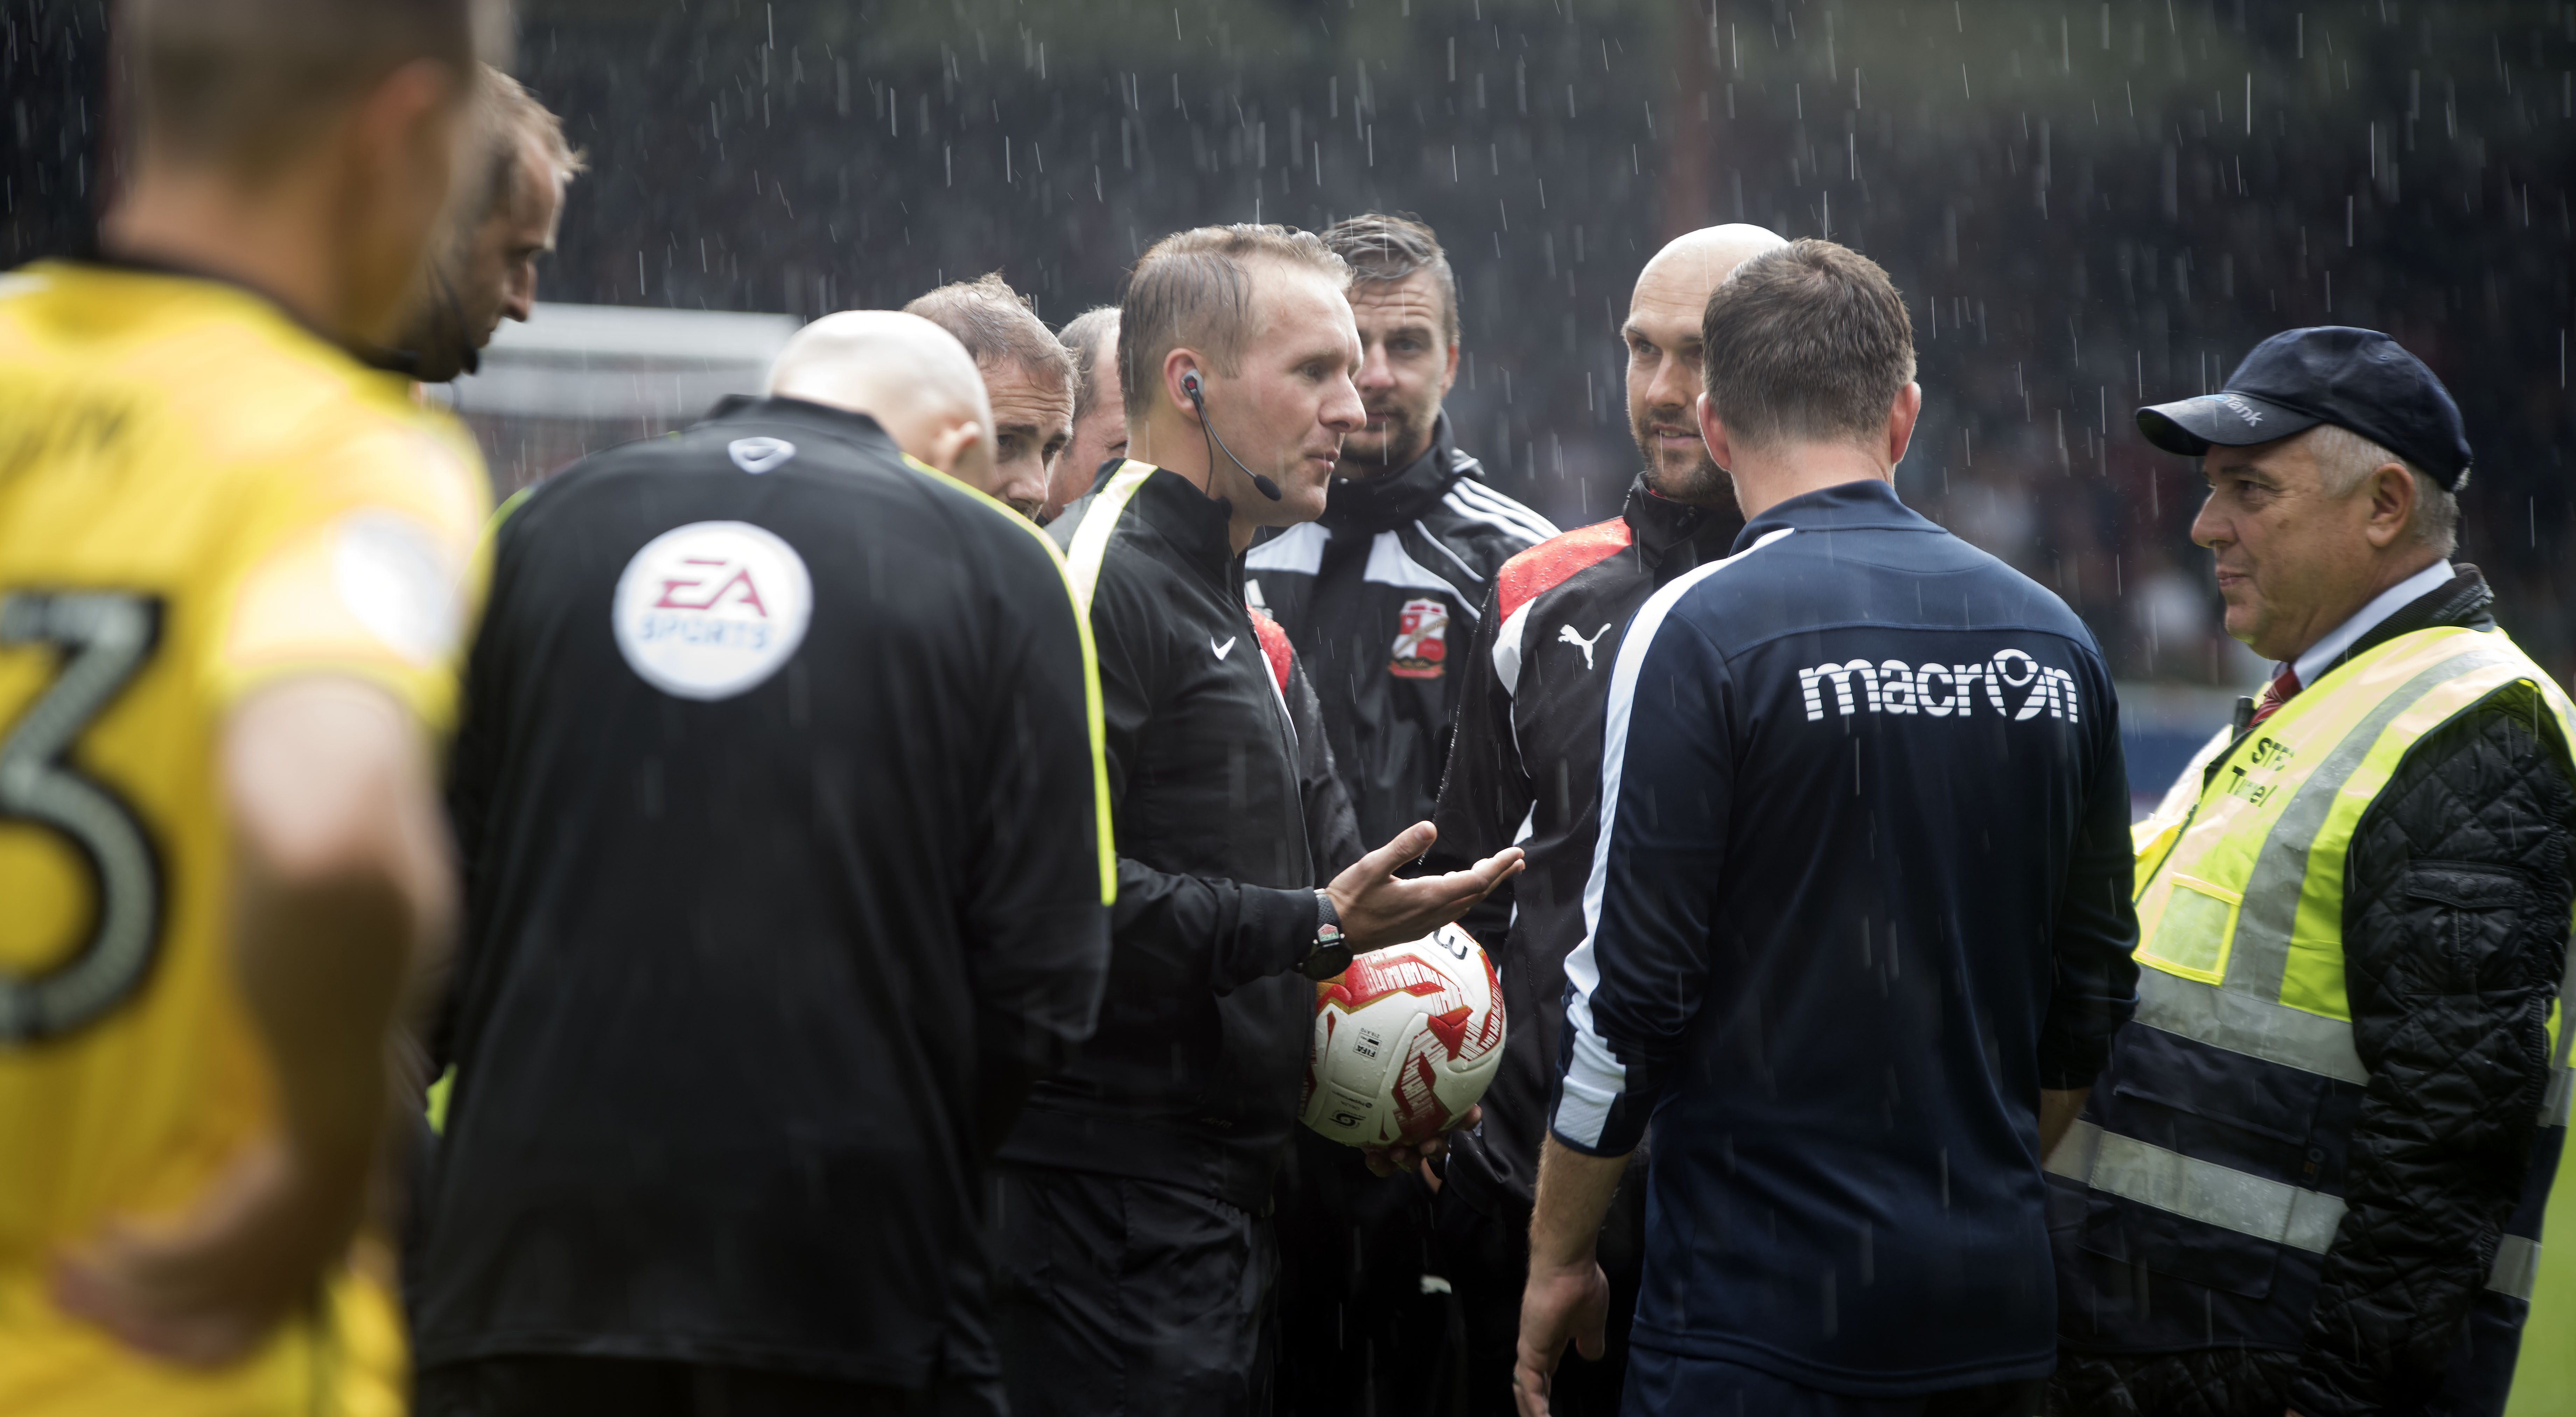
[
  {"xmin": 1244, "ymin": 521, "xmax": 1330, "ymax": 575},
  {"xmin": 1446, "ymin": 480, "xmax": 1561, "ymax": 545},
  {"xmin": 1361, "ymin": 529, "xmax": 1464, "ymax": 598},
  {"xmin": 1554, "ymin": 526, "xmax": 1792, "ymax": 1150}
]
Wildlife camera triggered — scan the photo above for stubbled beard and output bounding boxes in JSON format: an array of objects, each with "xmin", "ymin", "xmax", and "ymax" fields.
[
  {"xmin": 1342, "ymin": 405, "xmax": 1434, "ymax": 475},
  {"xmin": 1631, "ymin": 416, "xmax": 1734, "ymax": 506}
]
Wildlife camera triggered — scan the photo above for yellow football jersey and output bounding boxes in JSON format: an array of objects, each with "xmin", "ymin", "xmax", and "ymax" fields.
[{"xmin": 0, "ymin": 262, "xmax": 490, "ymax": 1415}]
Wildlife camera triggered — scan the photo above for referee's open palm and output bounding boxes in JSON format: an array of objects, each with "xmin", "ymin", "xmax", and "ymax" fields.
[{"xmin": 1325, "ymin": 821, "xmax": 1523, "ymax": 953}]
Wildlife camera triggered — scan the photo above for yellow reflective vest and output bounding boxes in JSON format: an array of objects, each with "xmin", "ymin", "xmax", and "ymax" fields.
[{"xmin": 2050, "ymin": 623, "xmax": 2575, "ymax": 1408}]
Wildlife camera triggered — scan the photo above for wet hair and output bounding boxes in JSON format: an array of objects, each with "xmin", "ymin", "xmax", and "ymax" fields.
[
  {"xmin": 1322, "ymin": 212, "xmax": 1460, "ymax": 344},
  {"xmin": 2305, "ymin": 422, "xmax": 2461, "ymax": 556},
  {"xmin": 476, "ymin": 68, "xmax": 584, "ymax": 216},
  {"xmin": 122, "ymin": 0, "xmax": 502, "ymax": 179},
  {"xmin": 904, "ymin": 272, "xmax": 1076, "ymax": 394},
  {"xmin": 1117, "ymin": 224, "xmax": 1349, "ymax": 412},
  {"xmin": 1698, "ymin": 238, "xmax": 1917, "ymax": 453},
  {"xmin": 1057, "ymin": 306, "xmax": 1121, "ymax": 428}
]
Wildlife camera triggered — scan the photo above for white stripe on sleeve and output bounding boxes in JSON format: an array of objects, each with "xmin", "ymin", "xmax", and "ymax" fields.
[{"xmin": 1554, "ymin": 527, "xmax": 1792, "ymax": 1150}]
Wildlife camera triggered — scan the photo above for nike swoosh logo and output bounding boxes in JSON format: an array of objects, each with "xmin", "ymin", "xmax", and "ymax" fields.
[{"xmin": 1212, "ymin": 636, "xmax": 1238, "ymax": 660}]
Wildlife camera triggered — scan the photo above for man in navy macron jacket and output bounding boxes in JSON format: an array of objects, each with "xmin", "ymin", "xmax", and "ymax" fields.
[
  {"xmin": 1424, "ymin": 222, "xmax": 1787, "ymax": 1417},
  {"xmin": 1513, "ymin": 240, "xmax": 2140, "ymax": 1416}
]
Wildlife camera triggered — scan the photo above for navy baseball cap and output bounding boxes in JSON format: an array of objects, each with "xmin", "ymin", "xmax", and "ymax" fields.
[{"xmin": 2135, "ymin": 326, "xmax": 2473, "ymax": 489}]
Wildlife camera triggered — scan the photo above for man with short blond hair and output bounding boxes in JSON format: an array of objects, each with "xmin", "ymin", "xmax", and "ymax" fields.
[
  {"xmin": 1254, "ymin": 211, "xmax": 1558, "ymax": 1417},
  {"xmin": 1, "ymin": 0, "xmax": 499, "ymax": 1409},
  {"xmin": 1514, "ymin": 239, "xmax": 2137, "ymax": 1415},
  {"xmin": 2050, "ymin": 328, "xmax": 2574, "ymax": 1417},
  {"xmin": 907, "ymin": 272, "xmax": 1075, "ymax": 519},
  {"xmin": 394, "ymin": 66, "xmax": 583, "ymax": 382},
  {"xmin": 994, "ymin": 223, "xmax": 1523, "ymax": 1417}
]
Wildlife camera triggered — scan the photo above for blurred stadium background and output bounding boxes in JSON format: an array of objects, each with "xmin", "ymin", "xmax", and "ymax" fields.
[{"xmin": 8, "ymin": 0, "xmax": 2572, "ymax": 804}]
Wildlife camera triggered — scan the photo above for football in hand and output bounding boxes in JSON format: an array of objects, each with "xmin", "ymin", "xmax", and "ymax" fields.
[{"xmin": 1300, "ymin": 924, "xmax": 1505, "ymax": 1148}]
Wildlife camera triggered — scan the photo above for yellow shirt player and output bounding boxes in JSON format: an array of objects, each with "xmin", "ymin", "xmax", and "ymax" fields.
[
  {"xmin": 0, "ymin": 259, "xmax": 486, "ymax": 1415},
  {"xmin": 0, "ymin": 0, "xmax": 497, "ymax": 1412}
]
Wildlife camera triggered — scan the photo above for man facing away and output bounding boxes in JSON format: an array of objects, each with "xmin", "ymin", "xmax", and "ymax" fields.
[
  {"xmin": 0, "ymin": 0, "xmax": 497, "ymax": 1410},
  {"xmin": 1423, "ymin": 222, "xmax": 1783, "ymax": 1416},
  {"xmin": 411, "ymin": 312, "xmax": 1113, "ymax": 1415},
  {"xmin": 1044, "ymin": 305, "xmax": 1126, "ymax": 526},
  {"xmin": 1514, "ymin": 240, "xmax": 2140, "ymax": 1416},
  {"xmin": 390, "ymin": 65, "xmax": 583, "ymax": 383},
  {"xmin": 2049, "ymin": 328, "xmax": 2576, "ymax": 1417},
  {"xmin": 907, "ymin": 272, "xmax": 1076, "ymax": 520},
  {"xmin": 993, "ymin": 224, "xmax": 1524, "ymax": 1417}
]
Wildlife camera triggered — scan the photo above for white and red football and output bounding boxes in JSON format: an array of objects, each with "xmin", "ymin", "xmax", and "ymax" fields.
[{"xmin": 1299, "ymin": 924, "xmax": 1506, "ymax": 1148}]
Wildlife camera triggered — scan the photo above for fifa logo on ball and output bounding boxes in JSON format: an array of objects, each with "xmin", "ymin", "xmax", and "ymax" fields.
[{"xmin": 1300, "ymin": 924, "xmax": 1506, "ymax": 1149}]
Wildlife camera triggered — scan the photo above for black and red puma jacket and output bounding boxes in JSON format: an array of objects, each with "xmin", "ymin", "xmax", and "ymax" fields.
[
  {"xmin": 1423, "ymin": 474, "xmax": 1742, "ymax": 1224},
  {"xmin": 1244, "ymin": 415, "xmax": 1557, "ymax": 850}
]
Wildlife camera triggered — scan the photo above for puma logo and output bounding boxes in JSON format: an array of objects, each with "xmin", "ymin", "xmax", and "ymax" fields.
[
  {"xmin": 1559, "ymin": 622, "xmax": 1611, "ymax": 670},
  {"xmin": 1212, "ymin": 636, "xmax": 1238, "ymax": 660}
]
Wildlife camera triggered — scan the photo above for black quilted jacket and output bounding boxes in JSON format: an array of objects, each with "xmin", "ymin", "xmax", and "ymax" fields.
[{"xmin": 2054, "ymin": 566, "xmax": 2576, "ymax": 1417}]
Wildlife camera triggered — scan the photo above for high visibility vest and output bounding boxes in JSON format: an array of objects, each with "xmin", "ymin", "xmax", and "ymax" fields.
[{"xmin": 2050, "ymin": 624, "xmax": 2576, "ymax": 1411}]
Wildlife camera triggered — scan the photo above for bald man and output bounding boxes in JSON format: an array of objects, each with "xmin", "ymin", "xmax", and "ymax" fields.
[
  {"xmin": 1421, "ymin": 224, "xmax": 1786, "ymax": 1416},
  {"xmin": 411, "ymin": 313, "xmax": 1111, "ymax": 1416}
]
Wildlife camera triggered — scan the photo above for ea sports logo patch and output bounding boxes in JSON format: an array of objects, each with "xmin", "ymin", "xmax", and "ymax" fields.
[
  {"xmin": 611, "ymin": 521, "xmax": 812, "ymax": 701},
  {"xmin": 728, "ymin": 437, "xmax": 797, "ymax": 474}
]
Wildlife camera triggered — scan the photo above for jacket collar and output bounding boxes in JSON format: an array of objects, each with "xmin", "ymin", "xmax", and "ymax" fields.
[
  {"xmin": 1127, "ymin": 462, "xmax": 1244, "ymax": 592},
  {"xmin": 1619, "ymin": 474, "xmax": 1724, "ymax": 559},
  {"xmin": 696, "ymin": 394, "xmax": 902, "ymax": 460},
  {"xmin": 1320, "ymin": 412, "xmax": 1461, "ymax": 534},
  {"xmin": 2332, "ymin": 563, "xmax": 2498, "ymax": 673},
  {"xmin": 1734, "ymin": 477, "xmax": 1933, "ymax": 552}
]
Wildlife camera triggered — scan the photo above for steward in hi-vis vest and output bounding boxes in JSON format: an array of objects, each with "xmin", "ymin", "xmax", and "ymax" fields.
[{"xmin": 2051, "ymin": 328, "xmax": 2576, "ymax": 1417}]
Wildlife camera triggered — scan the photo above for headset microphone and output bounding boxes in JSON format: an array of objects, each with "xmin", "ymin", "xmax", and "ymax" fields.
[{"xmin": 1181, "ymin": 369, "xmax": 1284, "ymax": 502}]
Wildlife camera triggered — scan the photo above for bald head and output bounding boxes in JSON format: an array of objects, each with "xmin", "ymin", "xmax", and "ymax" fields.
[
  {"xmin": 1633, "ymin": 224, "xmax": 1790, "ymax": 308},
  {"xmin": 1623, "ymin": 224, "xmax": 1787, "ymax": 505},
  {"xmin": 767, "ymin": 311, "xmax": 995, "ymax": 489}
]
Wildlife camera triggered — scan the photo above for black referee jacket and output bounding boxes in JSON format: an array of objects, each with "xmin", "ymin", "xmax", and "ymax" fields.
[
  {"xmin": 416, "ymin": 397, "xmax": 1112, "ymax": 1388},
  {"xmin": 1006, "ymin": 460, "xmax": 1330, "ymax": 1214}
]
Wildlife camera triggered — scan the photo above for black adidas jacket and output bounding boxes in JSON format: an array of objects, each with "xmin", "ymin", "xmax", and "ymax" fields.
[
  {"xmin": 1004, "ymin": 460, "xmax": 1332, "ymax": 1213},
  {"xmin": 1423, "ymin": 475, "xmax": 1742, "ymax": 1224},
  {"xmin": 1244, "ymin": 414, "xmax": 1557, "ymax": 848}
]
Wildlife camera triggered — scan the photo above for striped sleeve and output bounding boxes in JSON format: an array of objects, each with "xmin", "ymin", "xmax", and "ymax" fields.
[{"xmin": 1552, "ymin": 529, "xmax": 1789, "ymax": 1154}]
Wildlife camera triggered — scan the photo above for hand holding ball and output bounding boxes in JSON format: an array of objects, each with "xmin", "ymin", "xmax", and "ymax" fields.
[{"xmin": 1300, "ymin": 924, "xmax": 1505, "ymax": 1149}]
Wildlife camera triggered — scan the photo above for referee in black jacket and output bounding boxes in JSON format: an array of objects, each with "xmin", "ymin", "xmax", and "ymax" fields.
[
  {"xmin": 414, "ymin": 311, "xmax": 1113, "ymax": 1416},
  {"xmin": 996, "ymin": 224, "xmax": 1524, "ymax": 1417}
]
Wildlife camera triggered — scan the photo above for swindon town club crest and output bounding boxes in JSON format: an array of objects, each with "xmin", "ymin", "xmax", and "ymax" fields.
[{"xmin": 1388, "ymin": 596, "xmax": 1449, "ymax": 680}]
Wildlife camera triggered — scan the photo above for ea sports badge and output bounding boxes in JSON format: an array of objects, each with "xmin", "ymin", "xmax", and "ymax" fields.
[
  {"xmin": 1389, "ymin": 596, "xmax": 1448, "ymax": 680},
  {"xmin": 611, "ymin": 520, "xmax": 813, "ymax": 701}
]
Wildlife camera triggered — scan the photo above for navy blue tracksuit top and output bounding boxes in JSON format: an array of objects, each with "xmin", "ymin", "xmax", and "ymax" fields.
[{"xmin": 1549, "ymin": 478, "xmax": 2139, "ymax": 1395}]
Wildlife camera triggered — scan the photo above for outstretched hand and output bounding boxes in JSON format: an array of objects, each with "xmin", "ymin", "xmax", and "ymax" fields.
[{"xmin": 1325, "ymin": 822, "xmax": 1522, "ymax": 954}]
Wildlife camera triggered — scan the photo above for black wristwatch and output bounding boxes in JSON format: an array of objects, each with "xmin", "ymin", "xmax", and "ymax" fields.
[{"xmin": 1300, "ymin": 889, "xmax": 1352, "ymax": 980}]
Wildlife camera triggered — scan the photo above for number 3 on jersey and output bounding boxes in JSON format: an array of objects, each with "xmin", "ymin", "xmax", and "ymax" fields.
[{"xmin": 0, "ymin": 591, "xmax": 163, "ymax": 1043}]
